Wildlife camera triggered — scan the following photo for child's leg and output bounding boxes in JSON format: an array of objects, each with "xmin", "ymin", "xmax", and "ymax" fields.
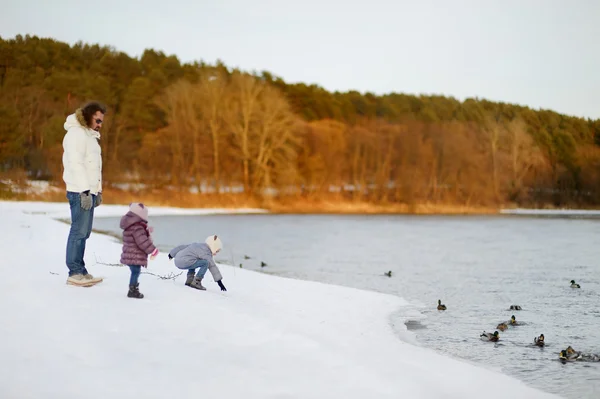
[
  {"xmin": 194, "ymin": 260, "xmax": 209, "ymax": 279},
  {"xmin": 186, "ymin": 260, "xmax": 210, "ymax": 290},
  {"xmin": 185, "ymin": 268, "xmax": 195, "ymax": 285},
  {"xmin": 127, "ymin": 265, "xmax": 144, "ymax": 298},
  {"xmin": 129, "ymin": 265, "xmax": 141, "ymax": 286},
  {"xmin": 181, "ymin": 260, "xmax": 207, "ymax": 288}
]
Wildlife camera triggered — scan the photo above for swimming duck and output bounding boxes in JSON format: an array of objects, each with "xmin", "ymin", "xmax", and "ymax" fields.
[
  {"xmin": 566, "ymin": 346, "xmax": 579, "ymax": 356},
  {"xmin": 570, "ymin": 280, "xmax": 581, "ymax": 288},
  {"xmin": 510, "ymin": 315, "xmax": 517, "ymax": 325},
  {"xmin": 559, "ymin": 350, "xmax": 576, "ymax": 362},
  {"xmin": 560, "ymin": 348, "xmax": 581, "ymax": 361},
  {"xmin": 480, "ymin": 331, "xmax": 499, "ymax": 342},
  {"xmin": 437, "ymin": 300, "xmax": 446, "ymax": 311},
  {"xmin": 385, "ymin": 271, "xmax": 392, "ymax": 277},
  {"xmin": 496, "ymin": 322, "xmax": 508, "ymax": 331},
  {"xmin": 561, "ymin": 347, "xmax": 599, "ymax": 362},
  {"xmin": 510, "ymin": 305, "xmax": 522, "ymax": 310},
  {"xmin": 534, "ymin": 334, "xmax": 545, "ymax": 347}
]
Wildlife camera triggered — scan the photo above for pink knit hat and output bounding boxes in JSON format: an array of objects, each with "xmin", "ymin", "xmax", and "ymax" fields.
[{"xmin": 129, "ymin": 202, "xmax": 148, "ymax": 221}]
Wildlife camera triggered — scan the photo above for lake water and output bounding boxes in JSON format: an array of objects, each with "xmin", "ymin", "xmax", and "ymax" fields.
[{"xmin": 93, "ymin": 213, "xmax": 600, "ymax": 398}]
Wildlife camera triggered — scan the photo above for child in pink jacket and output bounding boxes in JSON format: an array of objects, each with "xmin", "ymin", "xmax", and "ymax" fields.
[{"xmin": 119, "ymin": 203, "xmax": 159, "ymax": 298}]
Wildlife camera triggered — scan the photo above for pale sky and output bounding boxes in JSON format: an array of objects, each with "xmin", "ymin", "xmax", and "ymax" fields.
[{"xmin": 2, "ymin": 0, "xmax": 599, "ymax": 119}]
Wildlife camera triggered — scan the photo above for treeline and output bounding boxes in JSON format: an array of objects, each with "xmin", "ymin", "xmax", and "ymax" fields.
[{"xmin": 1, "ymin": 34, "xmax": 600, "ymax": 207}]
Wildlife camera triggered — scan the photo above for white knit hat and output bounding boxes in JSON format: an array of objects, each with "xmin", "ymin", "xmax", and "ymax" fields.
[
  {"xmin": 205, "ymin": 234, "xmax": 222, "ymax": 254},
  {"xmin": 129, "ymin": 202, "xmax": 148, "ymax": 221}
]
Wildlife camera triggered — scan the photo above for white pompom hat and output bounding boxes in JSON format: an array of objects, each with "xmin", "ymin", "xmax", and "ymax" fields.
[{"xmin": 205, "ymin": 234, "xmax": 222, "ymax": 255}]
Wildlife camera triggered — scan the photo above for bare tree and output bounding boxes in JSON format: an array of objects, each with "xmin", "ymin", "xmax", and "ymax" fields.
[
  {"xmin": 482, "ymin": 115, "xmax": 503, "ymax": 202},
  {"xmin": 225, "ymin": 72, "xmax": 263, "ymax": 195},
  {"xmin": 158, "ymin": 80, "xmax": 203, "ymax": 188},
  {"xmin": 302, "ymin": 119, "xmax": 348, "ymax": 195},
  {"xmin": 197, "ymin": 72, "xmax": 228, "ymax": 193},
  {"xmin": 252, "ymin": 85, "xmax": 301, "ymax": 194},
  {"xmin": 506, "ymin": 118, "xmax": 546, "ymax": 200}
]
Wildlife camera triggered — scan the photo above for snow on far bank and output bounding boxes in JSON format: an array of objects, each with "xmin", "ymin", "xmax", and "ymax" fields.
[
  {"xmin": 0, "ymin": 179, "xmax": 62, "ymax": 194},
  {"xmin": 0, "ymin": 201, "xmax": 558, "ymax": 399},
  {"xmin": 0, "ymin": 200, "xmax": 268, "ymax": 220},
  {"xmin": 501, "ymin": 208, "xmax": 600, "ymax": 216}
]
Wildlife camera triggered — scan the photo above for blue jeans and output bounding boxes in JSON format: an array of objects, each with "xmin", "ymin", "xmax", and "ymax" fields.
[
  {"xmin": 65, "ymin": 191, "xmax": 95, "ymax": 276},
  {"xmin": 181, "ymin": 259, "xmax": 209, "ymax": 279},
  {"xmin": 128, "ymin": 265, "xmax": 141, "ymax": 286}
]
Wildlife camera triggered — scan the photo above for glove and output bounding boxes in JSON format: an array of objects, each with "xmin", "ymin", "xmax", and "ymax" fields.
[
  {"xmin": 149, "ymin": 248, "xmax": 159, "ymax": 260},
  {"xmin": 94, "ymin": 192, "xmax": 102, "ymax": 208},
  {"xmin": 80, "ymin": 191, "xmax": 92, "ymax": 210},
  {"xmin": 168, "ymin": 254, "xmax": 173, "ymax": 260},
  {"xmin": 217, "ymin": 280, "xmax": 227, "ymax": 291}
]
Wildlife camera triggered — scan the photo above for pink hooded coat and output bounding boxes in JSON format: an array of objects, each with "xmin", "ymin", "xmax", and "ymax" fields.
[{"xmin": 119, "ymin": 211, "xmax": 157, "ymax": 267}]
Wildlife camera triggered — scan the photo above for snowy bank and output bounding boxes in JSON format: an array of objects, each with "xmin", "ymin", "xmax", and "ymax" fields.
[
  {"xmin": 2, "ymin": 200, "xmax": 268, "ymax": 219},
  {"xmin": 0, "ymin": 201, "xmax": 558, "ymax": 399},
  {"xmin": 501, "ymin": 208, "xmax": 600, "ymax": 217}
]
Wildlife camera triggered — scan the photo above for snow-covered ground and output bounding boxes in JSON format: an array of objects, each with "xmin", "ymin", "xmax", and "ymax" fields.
[{"xmin": 0, "ymin": 201, "xmax": 559, "ymax": 399}]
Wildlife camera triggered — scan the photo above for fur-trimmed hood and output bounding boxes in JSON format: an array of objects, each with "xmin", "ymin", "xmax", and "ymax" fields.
[
  {"xmin": 120, "ymin": 211, "xmax": 147, "ymax": 231},
  {"xmin": 64, "ymin": 108, "xmax": 100, "ymax": 139}
]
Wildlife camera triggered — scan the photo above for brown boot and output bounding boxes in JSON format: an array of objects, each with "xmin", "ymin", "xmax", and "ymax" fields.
[
  {"xmin": 185, "ymin": 272, "xmax": 195, "ymax": 286},
  {"xmin": 190, "ymin": 277, "xmax": 206, "ymax": 291}
]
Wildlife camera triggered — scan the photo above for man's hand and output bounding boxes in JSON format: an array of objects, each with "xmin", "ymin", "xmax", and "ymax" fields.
[
  {"xmin": 94, "ymin": 192, "xmax": 102, "ymax": 208},
  {"xmin": 80, "ymin": 191, "xmax": 92, "ymax": 210}
]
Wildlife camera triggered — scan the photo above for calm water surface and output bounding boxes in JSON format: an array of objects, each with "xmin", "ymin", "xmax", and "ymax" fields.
[{"xmin": 93, "ymin": 214, "xmax": 600, "ymax": 398}]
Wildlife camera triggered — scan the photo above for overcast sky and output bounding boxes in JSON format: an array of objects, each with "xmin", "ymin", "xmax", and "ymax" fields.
[{"xmin": 2, "ymin": 0, "xmax": 599, "ymax": 119}]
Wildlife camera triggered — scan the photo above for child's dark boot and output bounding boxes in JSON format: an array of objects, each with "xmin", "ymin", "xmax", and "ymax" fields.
[{"xmin": 128, "ymin": 283, "xmax": 144, "ymax": 299}]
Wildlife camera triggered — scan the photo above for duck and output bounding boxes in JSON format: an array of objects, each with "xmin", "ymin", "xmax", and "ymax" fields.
[
  {"xmin": 560, "ymin": 348, "xmax": 582, "ymax": 361},
  {"xmin": 566, "ymin": 346, "xmax": 579, "ymax": 356},
  {"xmin": 570, "ymin": 280, "xmax": 581, "ymax": 288},
  {"xmin": 437, "ymin": 299, "xmax": 447, "ymax": 311},
  {"xmin": 480, "ymin": 331, "xmax": 500, "ymax": 342},
  {"xmin": 496, "ymin": 322, "xmax": 508, "ymax": 331},
  {"xmin": 559, "ymin": 350, "xmax": 576, "ymax": 362},
  {"xmin": 561, "ymin": 347, "xmax": 599, "ymax": 362},
  {"xmin": 510, "ymin": 305, "xmax": 522, "ymax": 310},
  {"xmin": 509, "ymin": 315, "xmax": 517, "ymax": 325},
  {"xmin": 385, "ymin": 271, "xmax": 392, "ymax": 277},
  {"xmin": 534, "ymin": 334, "xmax": 545, "ymax": 347}
]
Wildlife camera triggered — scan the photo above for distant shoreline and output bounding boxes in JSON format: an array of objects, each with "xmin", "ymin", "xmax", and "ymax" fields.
[
  {"xmin": 3, "ymin": 180, "xmax": 600, "ymax": 216},
  {"xmin": 4, "ymin": 197, "xmax": 600, "ymax": 218}
]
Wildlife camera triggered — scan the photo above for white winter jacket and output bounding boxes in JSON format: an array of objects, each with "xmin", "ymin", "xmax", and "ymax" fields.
[{"xmin": 62, "ymin": 110, "xmax": 103, "ymax": 194}]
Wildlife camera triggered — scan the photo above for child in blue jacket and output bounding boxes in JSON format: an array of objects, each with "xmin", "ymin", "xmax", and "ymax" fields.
[{"xmin": 168, "ymin": 235, "xmax": 227, "ymax": 291}]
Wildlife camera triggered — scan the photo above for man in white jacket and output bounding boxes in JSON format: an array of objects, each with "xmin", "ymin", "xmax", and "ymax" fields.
[{"xmin": 62, "ymin": 101, "xmax": 106, "ymax": 287}]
